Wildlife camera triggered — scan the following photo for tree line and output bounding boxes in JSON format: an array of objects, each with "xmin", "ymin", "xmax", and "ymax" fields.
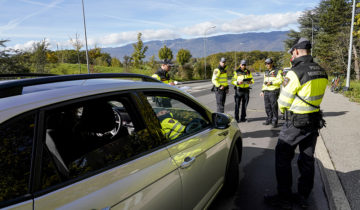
[{"xmin": 284, "ymin": 0, "xmax": 360, "ymax": 80}]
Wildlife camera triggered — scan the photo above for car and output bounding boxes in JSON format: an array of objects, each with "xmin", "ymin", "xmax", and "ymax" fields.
[{"xmin": 0, "ymin": 73, "xmax": 243, "ymax": 210}]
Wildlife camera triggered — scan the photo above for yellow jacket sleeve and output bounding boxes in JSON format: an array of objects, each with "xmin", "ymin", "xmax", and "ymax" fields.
[
  {"xmin": 278, "ymin": 71, "xmax": 300, "ymax": 113},
  {"xmin": 212, "ymin": 69, "xmax": 221, "ymax": 87}
]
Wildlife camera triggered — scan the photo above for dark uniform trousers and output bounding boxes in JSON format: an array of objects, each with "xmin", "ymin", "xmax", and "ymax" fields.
[
  {"xmin": 264, "ymin": 89, "xmax": 280, "ymax": 123},
  {"xmin": 234, "ymin": 88, "xmax": 249, "ymax": 121},
  {"xmin": 215, "ymin": 89, "xmax": 227, "ymax": 113},
  {"xmin": 276, "ymin": 121, "xmax": 318, "ymax": 198}
]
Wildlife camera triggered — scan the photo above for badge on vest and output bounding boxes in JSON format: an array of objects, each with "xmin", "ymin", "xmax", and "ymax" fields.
[{"xmin": 283, "ymin": 77, "xmax": 290, "ymax": 87}]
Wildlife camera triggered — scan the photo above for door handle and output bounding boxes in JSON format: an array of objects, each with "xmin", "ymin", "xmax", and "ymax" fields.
[
  {"xmin": 180, "ymin": 156, "xmax": 196, "ymax": 169},
  {"xmin": 218, "ymin": 131, "xmax": 229, "ymax": 136}
]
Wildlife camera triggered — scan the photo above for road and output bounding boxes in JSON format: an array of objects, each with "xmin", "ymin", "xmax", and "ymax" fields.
[{"xmin": 179, "ymin": 76, "xmax": 329, "ymax": 210}]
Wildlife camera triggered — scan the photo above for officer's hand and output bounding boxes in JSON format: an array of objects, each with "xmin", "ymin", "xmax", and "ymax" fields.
[
  {"xmin": 237, "ymin": 81, "xmax": 243, "ymax": 85},
  {"xmin": 169, "ymin": 82, "xmax": 175, "ymax": 86},
  {"xmin": 260, "ymin": 92, "xmax": 264, "ymax": 97},
  {"xmin": 219, "ymin": 86, "xmax": 224, "ymax": 90}
]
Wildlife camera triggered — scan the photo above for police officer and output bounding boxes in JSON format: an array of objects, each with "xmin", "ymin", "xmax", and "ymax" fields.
[
  {"xmin": 152, "ymin": 59, "xmax": 175, "ymax": 107},
  {"xmin": 156, "ymin": 109, "xmax": 185, "ymax": 140},
  {"xmin": 232, "ymin": 60, "xmax": 254, "ymax": 122},
  {"xmin": 212, "ymin": 57, "xmax": 229, "ymax": 113},
  {"xmin": 260, "ymin": 58, "xmax": 283, "ymax": 127},
  {"xmin": 152, "ymin": 59, "xmax": 175, "ymax": 85},
  {"xmin": 264, "ymin": 38, "xmax": 328, "ymax": 209}
]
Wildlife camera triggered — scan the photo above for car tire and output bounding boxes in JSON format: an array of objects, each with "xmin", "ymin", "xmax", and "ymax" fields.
[{"xmin": 223, "ymin": 146, "xmax": 240, "ymax": 196}]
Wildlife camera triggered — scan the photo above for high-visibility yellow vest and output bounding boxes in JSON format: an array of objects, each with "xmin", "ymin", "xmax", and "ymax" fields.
[
  {"xmin": 262, "ymin": 69, "xmax": 283, "ymax": 91},
  {"xmin": 160, "ymin": 118, "xmax": 185, "ymax": 140},
  {"xmin": 152, "ymin": 70, "xmax": 172, "ymax": 84},
  {"xmin": 278, "ymin": 56, "xmax": 328, "ymax": 114},
  {"xmin": 231, "ymin": 69, "xmax": 254, "ymax": 88},
  {"xmin": 212, "ymin": 68, "xmax": 228, "ymax": 87}
]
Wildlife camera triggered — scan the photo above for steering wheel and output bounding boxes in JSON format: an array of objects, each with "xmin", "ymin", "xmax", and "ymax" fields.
[
  {"xmin": 107, "ymin": 109, "xmax": 122, "ymax": 138},
  {"xmin": 185, "ymin": 118, "xmax": 205, "ymax": 133}
]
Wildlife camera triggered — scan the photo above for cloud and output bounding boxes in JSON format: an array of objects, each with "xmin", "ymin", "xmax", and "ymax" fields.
[{"xmin": 90, "ymin": 11, "xmax": 302, "ymax": 47}]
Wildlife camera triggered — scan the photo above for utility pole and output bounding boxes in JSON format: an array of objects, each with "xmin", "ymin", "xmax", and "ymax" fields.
[
  {"xmin": 345, "ymin": 0, "xmax": 356, "ymax": 91},
  {"xmin": 203, "ymin": 26, "xmax": 216, "ymax": 79},
  {"xmin": 82, "ymin": 0, "xmax": 90, "ymax": 74}
]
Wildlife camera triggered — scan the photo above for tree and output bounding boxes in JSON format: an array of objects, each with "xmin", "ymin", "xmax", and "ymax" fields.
[
  {"xmin": 32, "ymin": 39, "xmax": 49, "ymax": 73},
  {"xmin": 111, "ymin": 57, "xmax": 122, "ymax": 67},
  {"xmin": 131, "ymin": 33, "xmax": 148, "ymax": 67},
  {"xmin": 69, "ymin": 33, "xmax": 84, "ymax": 73},
  {"xmin": 176, "ymin": 49, "xmax": 192, "ymax": 66},
  {"xmin": 0, "ymin": 40, "xmax": 30, "ymax": 73},
  {"xmin": 88, "ymin": 46, "xmax": 102, "ymax": 65},
  {"xmin": 148, "ymin": 55, "xmax": 157, "ymax": 71},
  {"xmin": 176, "ymin": 49, "xmax": 192, "ymax": 79},
  {"xmin": 123, "ymin": 55, "xmax": 131, "ymax": 72},
  {"xmin": 158, "ymin": 45, "xmax": 173, "ymax": 61}
]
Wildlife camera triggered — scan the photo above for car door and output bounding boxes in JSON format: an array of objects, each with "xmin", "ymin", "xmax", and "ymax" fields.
[
  {"xmin": 142, "ymin": 91, "xmax": 231, "ymax": 209},
  {"xmin": 32, "ymin": 93, "xmax": 182, "ymax": 210},
  {"xmin": 0, "ymin": 112, "xmax": 35, "ymax": 210}
]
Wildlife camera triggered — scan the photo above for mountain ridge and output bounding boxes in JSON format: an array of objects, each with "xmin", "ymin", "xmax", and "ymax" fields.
[{"xmin": 102, "ymin": 31, "xmax": 289, "ymax": 61}]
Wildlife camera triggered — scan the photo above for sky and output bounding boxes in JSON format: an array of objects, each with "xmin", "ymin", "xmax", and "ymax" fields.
[{"xmin": 0, "ymin": 0, "xmax": 321, "ymax": 51}]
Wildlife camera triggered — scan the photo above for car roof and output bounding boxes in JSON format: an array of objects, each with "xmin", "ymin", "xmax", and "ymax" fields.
[{"xmin": 0, "ymin": 73, "xmax": 197, "ymax": 123}]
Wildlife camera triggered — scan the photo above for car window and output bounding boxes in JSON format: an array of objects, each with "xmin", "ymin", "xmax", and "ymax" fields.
[
  {"xmin": 39, "ymin": 95, "xmax": 157, "ymax": 191},
  {"xmin": 145, "ymin": 93, "xmax": 210, "ymax": 141},
  {"xmin": 0, "ymin": 113, "xmax": 35, "ymax": 206}
]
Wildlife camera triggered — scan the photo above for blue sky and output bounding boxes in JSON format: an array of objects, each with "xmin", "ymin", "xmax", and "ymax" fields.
[{"xmin": 0, "ymin": 0, "xmax": 320, "ymax": 50}]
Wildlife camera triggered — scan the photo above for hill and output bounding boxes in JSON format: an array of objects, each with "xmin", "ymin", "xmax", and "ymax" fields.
[{"xmin": 102, "ymin": 31, "xmax": 289, "ymax": 60}]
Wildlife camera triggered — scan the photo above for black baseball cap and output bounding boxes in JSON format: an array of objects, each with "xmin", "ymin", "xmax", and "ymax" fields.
[
  {"xmin": 288, "ymin": 37, "xmax": 311, "ymax": 54},
  {"xmin": 161, "ymin": 59, "xmax": 174, "ymax": 66}
]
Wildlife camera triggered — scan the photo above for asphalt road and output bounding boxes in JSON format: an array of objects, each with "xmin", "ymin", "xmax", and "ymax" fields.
[{"xmin": 180, "ymin": 77, "xmax": 329, "ymax": 210}]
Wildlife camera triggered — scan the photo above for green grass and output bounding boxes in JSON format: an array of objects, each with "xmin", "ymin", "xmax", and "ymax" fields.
[
  {"xmin": 46, "ymin": 63, "xmax": 155, "ymax": 77},
  {"xmin": 328, "ymin": 76, "xmax": 360, "ymax": 103}
]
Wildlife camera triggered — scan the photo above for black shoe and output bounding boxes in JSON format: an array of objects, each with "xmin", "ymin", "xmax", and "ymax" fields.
[
  {"xmin": 264, "ymin": 194, "xmax": 292, "ymax": 209},
  {"xmin": 272, "ymin": 122, "xmax": 278, "ymax": 128},
  {"xmin": 263, "ymin": 121, "xmax": 270, "ymax": 125},
  {"xmin": 236, "ymin": 119, "xmax": 241, "ymax": 123},
  {"xmin": 292, "ymin": 193, "xmax": 309, "ymax": 209},
  {"xmin": 240, "ymin": 118, "xmax": 247, "ymax": 122}
]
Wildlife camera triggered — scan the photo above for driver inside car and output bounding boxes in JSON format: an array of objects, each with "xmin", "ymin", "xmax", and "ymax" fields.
[{"xmin": 156, "ymin": 109, "xmax": 185, "ymax": 140}]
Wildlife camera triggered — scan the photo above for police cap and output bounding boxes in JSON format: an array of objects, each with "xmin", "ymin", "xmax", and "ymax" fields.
[
  {"xmin": 161, "ymin": 59, "xmax": 174, "ymax": 66},
  {"xmin": 220, "ymin": 57, "xmax": 226, "ymax": 63},
  {"xmin": 288, "ymin": 37, "xmax": 311, "ymax": 54},
  {"xmin": 265, "ymin": 58, "xmax": 273, "ymax": 64},
  {"xmin": 240, "ymin": 60, "xmax": 247, "ymax": 65}
]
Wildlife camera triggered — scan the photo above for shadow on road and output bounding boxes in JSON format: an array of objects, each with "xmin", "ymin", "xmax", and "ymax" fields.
[
  {"xmin": 323, "ymin": 111, "xmax": 348, "ymax": 117},
  {"xmin": 241, "ymin": 129, "xmax": 280, "ymax": 139},
  {"xmin": 209, "ymin": 146, "xmax": 329, "ymax": 210}
]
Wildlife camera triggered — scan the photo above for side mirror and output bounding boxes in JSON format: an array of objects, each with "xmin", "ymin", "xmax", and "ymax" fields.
[{"xmin": 212, "ymin": 113, "xmax": 231, "ymax": 129}]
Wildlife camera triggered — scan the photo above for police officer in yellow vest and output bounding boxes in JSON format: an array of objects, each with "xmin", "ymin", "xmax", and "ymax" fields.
[
  {"xmin": 152, "ymin": 59, "xmax": 175, "ymax": 85},
  {"xmin": 232, "ymin": 60, "xmax": 254, "ymax": 122},
  {"xmin": 260, "ymin": 58, "xmax": 283, "ymax": 127},
  {"xmin": 156, "ymin": 109, "xmax": 185, "ymax": 140},
  {"xmin": 212, "ymin": 57, "xmax": 229, "ymax": 113},
  {"xmin": 264, "ymin": 38, "xmax": 328, "ymax": 209},
  {"xmin": 152, "ymin": 59, "xmax": 175, "ymax": 107}
]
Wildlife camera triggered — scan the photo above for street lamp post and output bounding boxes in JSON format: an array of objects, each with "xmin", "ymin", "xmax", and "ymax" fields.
[
  {"xmin": 204, "ymin": 26, "xmax": 216, "ymax": 79},
  {"xmin": 344, "ymin": 0, "xmax": 356, "ymax": 91},
  {"xmin": 81, "ymin": 0, "xmax": 90, "ymax": 74}
]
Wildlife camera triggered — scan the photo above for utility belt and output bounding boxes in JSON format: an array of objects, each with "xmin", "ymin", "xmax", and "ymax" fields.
[
  {"xmin": 234, "ymin": 86, "xmax": 250, "ymax": 91},
  {"xmin": 211, "ymin": 85, "xmax": 229, "ymax": 92},
  {"xmin": 289, "ymin": 111, "xmax": 326, "ymax": 129}
]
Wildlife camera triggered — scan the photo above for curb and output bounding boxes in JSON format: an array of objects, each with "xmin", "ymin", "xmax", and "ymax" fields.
[{"xmin": 315, "ymin": 133, "xmax": 351, "ymax": 210}]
